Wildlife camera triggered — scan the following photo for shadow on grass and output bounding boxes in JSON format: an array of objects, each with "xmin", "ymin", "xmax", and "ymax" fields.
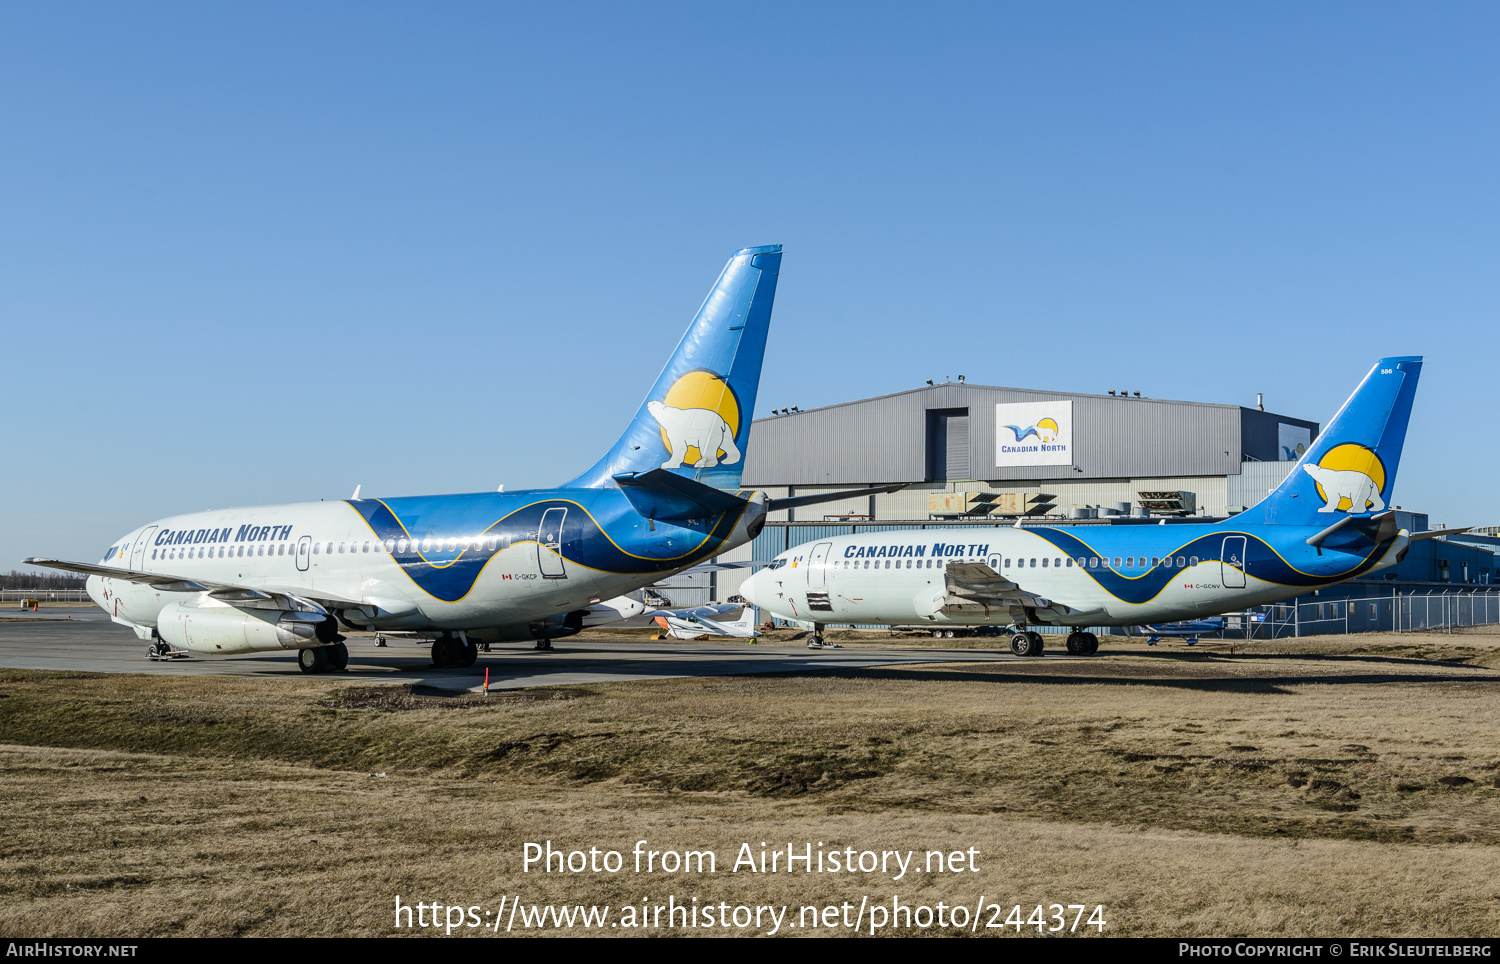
[{"xmin": 741, "ymin": 665, "xmax": 1500, "ymax": 695}]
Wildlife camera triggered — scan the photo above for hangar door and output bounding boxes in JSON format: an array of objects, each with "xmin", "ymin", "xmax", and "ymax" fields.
[{"xmin": 926, "ymin": 408, "xmax": 970, "ymax": 481}]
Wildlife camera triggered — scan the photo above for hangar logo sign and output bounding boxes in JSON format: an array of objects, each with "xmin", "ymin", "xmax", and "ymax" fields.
[
  {"xmin": 996, "ymin": 401, "xmax": 1072, "ymax": 467},
  {"xmin": 1278, "ymin": 423, "xmax": 1311, "ymax": 461}
]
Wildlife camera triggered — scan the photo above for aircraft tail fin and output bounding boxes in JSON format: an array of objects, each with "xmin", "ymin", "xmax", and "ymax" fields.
[
  {"xmin": 1239, "ymin": 357, "xmax": 1422, "ymax": 526},
  {"xmin": 565, "ymin": 245, "xmax": 782, "ymax": 490}
]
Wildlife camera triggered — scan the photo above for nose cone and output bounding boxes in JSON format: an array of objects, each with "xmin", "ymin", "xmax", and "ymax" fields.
[{"xmin": 739, "ymin": 570, "xmax": 760, "ymax": 606}]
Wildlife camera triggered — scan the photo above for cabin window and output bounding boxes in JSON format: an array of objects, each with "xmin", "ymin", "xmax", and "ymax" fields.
[
  {"xmin": 1029, "ymin": 558, "xmax": 1036, "ymax": 567},
  {"xmin": 1189, "ymin": 556, "xmax": 1198, "ymax": 566},
  {"xmin": 422, "ymin": 539, "xmax": 433, "ymax": 552},
  {"xmin": 1041, "ymin": 558, "xmax": 1048, "ymax": 568}
]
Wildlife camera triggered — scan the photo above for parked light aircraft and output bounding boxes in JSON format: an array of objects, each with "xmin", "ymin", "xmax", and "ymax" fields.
[
  {"xmin": 27, "ymin": 246, "xmax": 898, "ymax": 672},
  {"xmin": 742, "ymin": 357, "xmax": 1452, "ymax": 655},
  {"xmin": 652, "ymin": 605, "xmax": 759, "ymax": 640},
  {"xmin": 1132, "ymin": 617, "xmax": 1228, "ymax": 646}
]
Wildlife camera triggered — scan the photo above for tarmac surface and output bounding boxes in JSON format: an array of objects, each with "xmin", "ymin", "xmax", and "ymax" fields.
[{"xmin": 0, "ymin": 607, "xmax": 1055, "ymax": 692}]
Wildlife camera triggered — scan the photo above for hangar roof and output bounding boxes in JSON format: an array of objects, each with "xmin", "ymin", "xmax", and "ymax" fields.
[{"xmin": 742, "ymin": 380, "xmax": 1319, "ymax": 486}]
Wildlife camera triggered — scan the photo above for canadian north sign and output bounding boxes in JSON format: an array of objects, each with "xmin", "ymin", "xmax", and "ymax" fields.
[{"xmin": 995, "ymin": 401, "xmax": 1073, "ymax": 468}]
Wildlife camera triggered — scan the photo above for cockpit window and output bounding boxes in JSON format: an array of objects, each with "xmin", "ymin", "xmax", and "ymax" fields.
[{"xmin": 768, "ymin": 559, "xmax": 787, "ymax": 570}]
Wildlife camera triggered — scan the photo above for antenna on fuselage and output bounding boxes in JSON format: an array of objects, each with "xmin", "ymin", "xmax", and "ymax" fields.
[
  {"xmin": 351, "ymin": 484, "xmax": 361, "ymax": 500},
  {"xmin": 498, "ymin": 484, "xmax": 505, "ymax": 492}
]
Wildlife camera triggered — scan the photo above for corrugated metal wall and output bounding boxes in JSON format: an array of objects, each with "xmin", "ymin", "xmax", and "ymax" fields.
[{"xmin": 1228, "ymin": 461, "xmax": 1296, "ymax": 509}]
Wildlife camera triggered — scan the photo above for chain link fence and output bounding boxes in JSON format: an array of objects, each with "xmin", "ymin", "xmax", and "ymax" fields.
[{"xmin": 1249, "ymin": 589, "xmax": 1500, "ymax": 638}]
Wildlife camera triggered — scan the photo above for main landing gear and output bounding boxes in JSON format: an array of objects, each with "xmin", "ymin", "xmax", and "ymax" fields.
[
  {"xmin": 1009, "ymin": 631, "xmax": 1045, "ymax": 657},
  {"xmin": 298, "ymin": 643, "xmax": 349, "ymax": 674},
  {"xmin": 1065, "ymin": 631, "xmax": 1100, "ymax": 655},
  {"xmin": 431, "ymin": 634, "xmax": 479, "ymax": 668}
]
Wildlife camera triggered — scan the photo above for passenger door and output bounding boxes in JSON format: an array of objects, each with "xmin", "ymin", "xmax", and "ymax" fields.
[
  {"xmin": 295, "ymin": 535, "xmax": 312, "ymax": 572},
  {"xmin": 807, "ymin": 542, "xmax": 832, "ymax": 589},
  {"xmin": 538, "ymin": 508, "xmax": 568, "ymax": 579},
  {"xmin": 128, "ymin": 526, "xmax": 157, "ymax": 571},
  {"xmin": 1221, "ymin": 536, "xmax": 1247, "ymax": 589}
]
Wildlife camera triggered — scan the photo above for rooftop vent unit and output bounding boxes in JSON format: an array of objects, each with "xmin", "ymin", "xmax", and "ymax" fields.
[{"xmin": 1137, "ymin": 490, "xmax": 1197, "ymax": 517}]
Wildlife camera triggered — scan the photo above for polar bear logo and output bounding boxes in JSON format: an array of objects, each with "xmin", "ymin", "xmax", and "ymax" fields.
[
  {"xmin": 1303, "ymin": 463, "xmax": 1385, "ymax": 514},
  {"xmin": 648, "ymin": 400, "xmax": 742, "ymax": 469}
]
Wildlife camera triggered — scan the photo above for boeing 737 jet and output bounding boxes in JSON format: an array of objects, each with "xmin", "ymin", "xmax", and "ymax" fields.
[
  {"xmin": 743, "ymin": 357, "xmax": 1451, "ymax": 655},
  {"xmin": 27, "ymin": 245, "xmax": 897, "ymax": 672}
]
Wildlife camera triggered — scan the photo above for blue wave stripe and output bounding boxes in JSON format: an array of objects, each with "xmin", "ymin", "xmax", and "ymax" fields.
[
  {"xmin": 1027, "ymin": 528, "xmax": 1388, "ymax": 606},
  {"xmin": 347, "ymin": 495, "xmax": 745, "ymax": 602}
]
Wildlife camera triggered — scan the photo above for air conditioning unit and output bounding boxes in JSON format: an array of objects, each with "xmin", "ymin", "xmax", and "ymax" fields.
[{"xmin": 1137, "ymin": 491, "xmax": 1196, "ymax": 516}]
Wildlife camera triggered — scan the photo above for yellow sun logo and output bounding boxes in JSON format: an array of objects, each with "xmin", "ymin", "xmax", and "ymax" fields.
[
  {"xmin": 1312, "ymin": 443, "xmax": 1387, "ymax": 512},
  {"xmin": 656, "ymin": 369, "xmax": 742, "ymax": 466}
]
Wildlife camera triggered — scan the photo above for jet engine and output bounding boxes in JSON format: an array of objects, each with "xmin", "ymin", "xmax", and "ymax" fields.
[{"xmin": 156, "ymin": 601, "xmax": 339, "ymax": 655}]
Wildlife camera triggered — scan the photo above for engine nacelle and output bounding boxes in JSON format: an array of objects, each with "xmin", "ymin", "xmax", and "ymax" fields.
[
  {"xmin": 157, "ymin": 601, "xmax": 336, "ymax": 655},
  {"xmin": 483, "ymin": 610, "xmax": 587, "ymax": 642}
]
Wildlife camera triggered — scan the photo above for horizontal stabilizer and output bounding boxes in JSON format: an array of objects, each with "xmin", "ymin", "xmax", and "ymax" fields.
[
  {"xmin": 1408, "ymin": 526, "xmax": 1473, "ymax": 542},
  {"xmin": 1305, "ymin": 510, "xmax": 1400, "ymax": 553},
  {"xmin": 766, "ymin": 483, "xmax": 908, "ymax": 513},
  {"xmin": 612, "ymin": 469, "xmax": 749, "ymax": 525}
]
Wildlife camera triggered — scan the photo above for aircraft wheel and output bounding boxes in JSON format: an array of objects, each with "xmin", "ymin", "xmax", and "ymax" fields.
[
  {"xmin": 1026, "ymin": 631, "xmax": 1044, "ymax": 657},
  {"xmin": 1084, "ymin": 632, "xmax": 1099, "ymax": 654},
  {"xmin": 298, "ymin": 646, "xmax": 329, "ymax": 674},
  {"xmin": 1065, "ymin": 632, "xmax": 1088, "ymax": 655},
  {"xmin": 328, "ymin": 642, "xmax": 349, "ymax": 670},
  {"xmin": 1010, "ymin": 633, "xmax": 1032, "ymax": 656},
  {"xmin": 943, "ymin": 630, "xmax": 955, "ymax": 639},
  {"xmin": 534, "ymin": 639, "xmax": 552, "ymax": 651},
  {"xmin": 432, "ymin": 636, "xmax": 456, "ymax": 667},
  {"xmin": 459, "ymin": 640, "xmax": 478, "ymax": 667},
  {"xmin": 806, "ymin": 634, "xmax": 823, "ymax": 649},
  {"xmin": 931, "ymin": 630, "xmax": 943, "ymax": 639}
]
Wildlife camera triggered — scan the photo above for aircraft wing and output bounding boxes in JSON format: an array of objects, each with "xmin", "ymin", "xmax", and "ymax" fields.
[
  {"xmin": 941, "ymin": 561, "xmax": 1106, "ymax": 623},
  {"xmin": 654, "ymin": 603, "xmax": 742, "ymax": 619},
  {"xmin": 655, "ymin": 608, "xmax": 758, "ymax": 639},
  {"xmin": 23, "ymin": 557, "xmax": 355, "ymax": 614}
]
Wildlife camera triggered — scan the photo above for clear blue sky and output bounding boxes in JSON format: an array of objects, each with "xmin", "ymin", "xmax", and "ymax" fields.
[{"xmin": 3, "ymin": 2, "xmax": 1496, "ymax": 569}]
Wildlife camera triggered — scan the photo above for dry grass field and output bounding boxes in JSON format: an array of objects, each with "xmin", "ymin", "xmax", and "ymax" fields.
[{"xmin": 2, "ymin": 628, "xmax": 1498, "ymax": 938}]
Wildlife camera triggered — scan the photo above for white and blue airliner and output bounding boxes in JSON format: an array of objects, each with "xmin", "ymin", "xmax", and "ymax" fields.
[
  {"xmin": 27, "ymin": 246, "xmax": 895, "ymax": 672},
  {"xmin": 742, "ymin": 357, "xmax": 1452, "ymax": 655}
]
